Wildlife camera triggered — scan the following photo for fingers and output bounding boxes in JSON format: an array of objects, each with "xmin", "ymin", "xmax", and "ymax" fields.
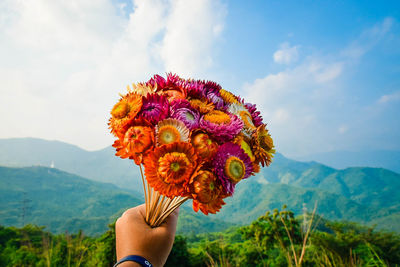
[
  {"xmin": 155, "ymin": 207, "xmax": 180, "ymax": 235},
  {"xmin": 122, "ymin": 204, "xmax": 146, "ymax": 217},
  {"xmin": 118, "ymin": 204, "xmax": 180, "ymax": 233},
  {"xmin": 118, "ymin": 204, "xmax": 149, "ymax": 227}
]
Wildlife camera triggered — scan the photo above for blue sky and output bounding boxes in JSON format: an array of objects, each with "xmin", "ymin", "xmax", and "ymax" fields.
[{"xmin": 0, "ymin": 0, "xmax": 399, "ymax": 158}]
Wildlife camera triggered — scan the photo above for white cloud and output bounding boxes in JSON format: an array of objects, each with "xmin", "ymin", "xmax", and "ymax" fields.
[
  {"xmin": 244, "ymin": 17, "xmax": 396, "ymax": 157},
  {"xmin": 0, "ymin": 0, "xmax": 226, "ymax": 150},
  {"xmin": 273, "ymin": 42, "xmax": 299, "ymax": 64},
  {"xmin": 378, "ymin": 91, "xmax": 400, "ymax": 104},
  {"xmin": 159, "ymin": 0, "xmax": 226, "ymax": 77},
  {"xmin": 244, "ymin": 57, "xmax": 343, "ymax": 156},
  {"xmin": 313, "ymin": 62, "xmax": 343, "ymax": 83}
]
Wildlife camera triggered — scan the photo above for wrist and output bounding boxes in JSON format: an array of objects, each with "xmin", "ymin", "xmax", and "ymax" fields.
[
  {"xmin": 119, "ymin": 262, "xmax": 141, "ymax": 267},
  {"xmin": 115, "ymin": 255, "xmax": 154, "ymax": 267}
]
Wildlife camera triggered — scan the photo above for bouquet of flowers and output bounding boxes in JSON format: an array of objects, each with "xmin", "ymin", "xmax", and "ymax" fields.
[{"xmin": 109, "ymin": 73, "xmax": 274, "ymax": 227}]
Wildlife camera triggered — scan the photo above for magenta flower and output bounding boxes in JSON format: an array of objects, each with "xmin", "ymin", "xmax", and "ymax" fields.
[
  {"xmin": 213, "ymin": 142, "xmax": 253, "ymax": 194},
  {"xmin": 138, "ymin": 93, "xmax": 169, "ymax": 124},
  {"xmin": 244, "ymin": 103, "xmax": 263, "ymax": 127},
  {"xmin": 186, "ymin": 79, "xmax": 206, "ymax": 99},
  {"xmin": 170, "ymin": 99, "xmax": 201, "ymax": 130},
  {"xmin": 199, "ymin": 110, "xmax": 243, "ymax": 142}
]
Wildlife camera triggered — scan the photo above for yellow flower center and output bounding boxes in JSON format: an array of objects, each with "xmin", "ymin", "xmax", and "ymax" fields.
[
  {"xmin": 225, "ymin": 156, "xmax": 245, "ymax": 183},
  {"xmin": 158, "ymin": 152, "xmax": 191, "ymax": 184},
  {"xmin": 204, "ymin": 110, "xmax": 231, "ymax": 124},
  {"xmin": 185, "ymin": 111, "xmax": 195, "ymax": 121},
  {"xmin": 209, "ymin": 182, "xmax": 215, "ymax": 190},
  {"xmin": 111, "ymin": 102, "xmax": 130, "ymax": 119},
  {"xmin": 158, "ymin": 125, "xmax": 181, "ymax": 145},
  {"xmin": 170, "ymin": 162, "xmax": 180, "ymax": 172}
]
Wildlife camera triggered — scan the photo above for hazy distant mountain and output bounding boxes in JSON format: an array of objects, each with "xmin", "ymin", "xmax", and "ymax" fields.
[
  {"xmin": 1, "ymin": 138, "xmax": 399, "ymax": 232},
  {"xmin": 296, "ymin": 150, "xmax": 400, "ymax": 173},
  {"xmin": 2, "ymin": 138, "xmax": 399, "ymax": 192},
  {"xmin": 0, "ymin": 166, "xmax": 233, "ymax": 235},
  {"xmin": 0, "ymin": 138, "xmax": 143, "ymax": 192}
]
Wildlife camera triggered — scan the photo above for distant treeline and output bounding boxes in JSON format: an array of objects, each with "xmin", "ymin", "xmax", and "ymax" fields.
[{"xmin": 1, "ymin": 206, "xmax": 399, "ymax": 267}]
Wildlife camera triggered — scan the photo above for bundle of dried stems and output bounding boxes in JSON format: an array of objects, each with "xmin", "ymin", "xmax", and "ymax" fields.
[{"xmin": 139, "ymin": 165, "xmax": 188, "ymax": 227}]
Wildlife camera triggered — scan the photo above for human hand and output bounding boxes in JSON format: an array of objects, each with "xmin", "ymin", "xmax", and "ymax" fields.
[{"xmin": 115, "ymin": 204, "xmax": 179, "ymax": 267}]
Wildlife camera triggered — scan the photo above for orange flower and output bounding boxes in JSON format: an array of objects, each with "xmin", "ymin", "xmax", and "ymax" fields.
[
  {"xmin": 151, "ymin": 73, "xmax": 187, "ymax": 102},
  {"xmin": 191, "ymin": 132, "xmax": 218, "ymax": 160},
  {"xmin": 220, "ymin": 89, "xmax": 240, "ymax": 104},
  {"xmin": 158, "ymin": 85, "xmax": 187, "ymax": 102},
  {"xmin": 252, "ymin": 124, "xmax": 275, "ymax": 167},
  {"xmin": 113, "ymin": 119, "xmax": 154, "ymax": 164},
  {"xmin": 203, "ymin": 110, "xmax": 231, "ymax": 124},
  {"xmin": 143, "ymin": 142, "xmax": 198, "ymax": 197},
  {"xmin": 109, "ymin": 92, "xmax": 142, "ymax": 138},
  {"xmin": 189, "ymin": 98, "xmax": 215, "ymax": 114},
  {"xmin": 189, "ymin": 170, "xmax": 226, "ymax": 215},
  {"xmin": 252, "ymin": 162, "xmax": 261, "ymax": 174}
]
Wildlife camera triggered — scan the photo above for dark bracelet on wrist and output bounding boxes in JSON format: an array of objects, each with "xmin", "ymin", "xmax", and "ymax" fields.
[{"xmin": 113, "ymin": 255, "xmax": 153, "ymax": 267}]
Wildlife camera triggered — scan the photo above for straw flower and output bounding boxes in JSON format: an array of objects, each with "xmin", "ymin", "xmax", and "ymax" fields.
[
  {"xmin": 189, "ymin": 98, "xmax": 215, "ymax": 114},
  {"xmin": 170, "ymin": 99, "xmax": 201, "ymax": 130},
  {"xmin": 200, "ymin": 110, "xmax": 243, "ymax": 142},
  {"xmin": 129, "ymin": 83, "xmax": 156, "ymax": 96},
  {"xmin": 191, "ymin": 132, "xmax": 219, "ymax": 160},
  {"xmin": 143, "ymin": 142, "xmax": 198, "ymax": 197},
  {"xmin": 189, "ymin": 170, "xmax": 227, "ymax": 215},
  {"xmin": 244, "ymin": 102, "xmax": 263, "ymax": 127},
  {"xmin": 149, "ymin": 73, "xmax": 187, "ymax": 102},
  {"xmin": 213, "ymin": 142, "xmax": 253, "ymax": 194},
  {"xmin": 109, "ymin": 92, "xmax": 142, "ymax": 138},
  {"xmin": 112, "ymin": 119, "xmax": 154, "ymax": 164},
  {"xmin": 228, "ymin": 103, "xmax": 257, "ymax": 139},
  {"xmin": 156, "ymin": 119, "xmax": 190, "ymax": 146},
  {"xmin": 252, "ymin": 124, "xmax": 275, "ymax": 167},
  {"xmin": 138, "ymin": 93, "xmax": 169, "ymax": 124},
  {"xmin": 220, "ymin": 89, "xmax": 240, "ymax": 104}
]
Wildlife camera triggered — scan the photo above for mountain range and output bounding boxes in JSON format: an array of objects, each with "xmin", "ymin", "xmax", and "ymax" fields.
[
  {"xmin": 0, "ymin": 138, "xmax": 399, "ymax": 233},
  {"xmin": 215, "ymin": 153, "xmax": 400, "ymax": 231},
  {"xmin": 296, "ymin": 150, "xmax": 400, "ymax": 173},
  {"xmin": 0, "ymin": 138, "xmax": 143, "ymax": 192},
  {"xmin": 0, "ymin": 166, "xmax": 233, "ymax": 236}
]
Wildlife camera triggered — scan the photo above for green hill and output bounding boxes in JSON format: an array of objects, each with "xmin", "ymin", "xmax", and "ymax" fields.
[
  {"xmin": 0, "ymin": 166, "xmax": 141, "ymax": 235},
  {"xmin": 0, "ymin": 166, "xmax": 233, "ymax": 235},
  {"xmin": 0, "ymin": 138, "xmax": 143, "ymax": 192},
  {"xmin": 214, "ymin": 181, "xmax": 400, "ymax": 230},
  {"xmin": 258, "ymin": 153, "xmax": 400, "ymax": 211}
]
